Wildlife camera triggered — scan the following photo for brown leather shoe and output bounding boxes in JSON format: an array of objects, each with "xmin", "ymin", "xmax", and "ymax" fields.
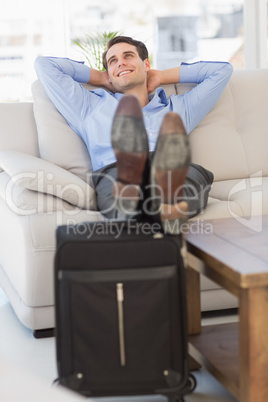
[
  {"xmin": 151, "ymin": 112, "xmax": 191, "ymax": 234},
  {"xmin": 111, "ymin": 95, "xmax": 149, "ymax": 215}
]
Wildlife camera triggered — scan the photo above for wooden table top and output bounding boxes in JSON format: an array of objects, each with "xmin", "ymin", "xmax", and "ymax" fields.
[{"xmin": 185, "ymin": 215, "xmax": 268, "ymax": 289}]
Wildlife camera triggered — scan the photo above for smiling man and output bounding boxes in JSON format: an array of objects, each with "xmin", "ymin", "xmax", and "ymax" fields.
[
  {"xmin": 104, "ymin": 42, "xmax": 151, "ymax": 103},
  {"xmin": 35, "ymin": 35, "xmax": 233, "ymax": 233}
]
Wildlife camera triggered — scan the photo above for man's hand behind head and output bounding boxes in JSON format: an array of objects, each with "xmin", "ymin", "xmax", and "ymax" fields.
[
  {"xmin": 146, "ymin": 69, "xmax": 162, "ymax": 94},
  {"xmin": 101, "ymin": 70, "xmax": 116, "ymax": 92},
  {"xmin": 88, "ymin": 69, "xmax": 116, "ymax": 93}
]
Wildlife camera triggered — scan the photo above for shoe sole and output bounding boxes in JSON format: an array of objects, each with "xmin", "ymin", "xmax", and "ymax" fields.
[
  {"xmin": 152, "ymin": 132, "xmax": 191, "ymax": 203},
  {"xmin": 151, "ymin": 114, "xmax": 191, "ymax": 233},
  {"xmin": 111, "ymin": 114, "xmax": 149, "ymax": 214}
]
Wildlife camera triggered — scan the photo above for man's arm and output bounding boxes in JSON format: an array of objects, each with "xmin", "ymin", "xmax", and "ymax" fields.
[
  {"xmin": 147, "ymin": 67, "xmax": 180, "ymax": 93},
  {"xmin": 88, "ymin": 68, "xmax": 115, "ymax": 92},
  {"xmin": 177, "ymin": 61, "xmax": 233, "ymax": 133},
  {"xmin": 34, "ymin": 57, "xmax": 113, "ymax": 133},
  {"xmin": 147, "ymin": 61, "xmax": 233, "ymax": 133}
]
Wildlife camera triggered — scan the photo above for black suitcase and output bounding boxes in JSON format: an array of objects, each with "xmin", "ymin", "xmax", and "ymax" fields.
[{"xmin": 54, "ymin": 220, "xmax": 196, "ymax": 402}]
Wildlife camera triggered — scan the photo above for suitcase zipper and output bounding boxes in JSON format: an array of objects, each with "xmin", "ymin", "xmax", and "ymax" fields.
[{"xmin": 116, "ymin": 283, "xmax": 126, "ymax": 367}]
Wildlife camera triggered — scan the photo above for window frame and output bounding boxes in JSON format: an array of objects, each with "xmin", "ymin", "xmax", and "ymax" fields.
[{"xmin": 244, "ymin": 0, "xmax": 268, "ymax": 68}]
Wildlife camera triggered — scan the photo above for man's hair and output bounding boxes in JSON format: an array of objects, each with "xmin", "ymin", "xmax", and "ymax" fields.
[{"xmin": 102, "ymin": 36, "xmax": 149, "ymax": 70}]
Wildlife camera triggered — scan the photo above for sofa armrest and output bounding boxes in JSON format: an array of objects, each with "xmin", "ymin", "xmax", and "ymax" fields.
[{"xmin": 0, "ymin": 150, "xmax": 96, "ymax": 210}]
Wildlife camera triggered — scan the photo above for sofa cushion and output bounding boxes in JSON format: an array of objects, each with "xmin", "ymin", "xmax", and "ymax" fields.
[
  {"xmin": 0, "ymin": 150, "xmax": 96, "ymax": 210},
  {"xmin": 187, "ymin": 70, "xmax": 268, "ymax": 182},
  {"xmin": 208, "ymin": 177, "xmax": 268, "ymax": 217},
  {"xmin": 32, "ymin": 80, "xmax": 93, "ymax": 185},
  {"xmin": 0, "ymin": 196, "xmax": 103, "ymax": 309},
  {"xmin": 187, "ymin": 80, "xmax": 249, "ymax": 181}
]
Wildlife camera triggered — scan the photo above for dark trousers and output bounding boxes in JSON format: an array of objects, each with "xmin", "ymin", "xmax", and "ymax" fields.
[{"xmin": 92, "ymin": 160, "xmax": 214, "ymax": 221}]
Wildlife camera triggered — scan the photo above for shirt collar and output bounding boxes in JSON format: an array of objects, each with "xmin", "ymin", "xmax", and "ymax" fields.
[
  {"xmin": 144, "ymin": 87, "xmax": 168, "ymax": 111},
  {"xmin": 112, "ymin": 87, "xmax": 168, "ymax": 109}
]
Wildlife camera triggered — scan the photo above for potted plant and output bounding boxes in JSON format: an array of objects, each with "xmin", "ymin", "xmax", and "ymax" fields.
[{"xmin": 73, "ymin": 31, "xmax": 121, "ymax": 70}]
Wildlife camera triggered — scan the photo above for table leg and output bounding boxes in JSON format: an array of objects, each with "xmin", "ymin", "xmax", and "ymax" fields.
[
  {"xmin": 240, "ymin": 286, "xmax": 268, "ymax": 402},
  {"xmin": 185, "ymin": 266, "xmax": 201, "ymax": 370}
]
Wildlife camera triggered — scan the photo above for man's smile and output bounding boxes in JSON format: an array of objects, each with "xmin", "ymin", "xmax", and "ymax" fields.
[{"xmin": 117, "ymin": 70, "xmax": 133, "ymax": 77}]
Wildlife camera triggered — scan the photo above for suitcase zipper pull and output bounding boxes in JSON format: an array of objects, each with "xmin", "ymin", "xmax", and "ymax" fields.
[{"xmin": 116, "ymin": 283, "xmax": 126, "ymax": 367}]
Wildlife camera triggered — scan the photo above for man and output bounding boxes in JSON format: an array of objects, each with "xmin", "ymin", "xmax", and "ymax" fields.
[{"xmin": 35, "ymin": 35, "xmax": 233, "ymax": 233}]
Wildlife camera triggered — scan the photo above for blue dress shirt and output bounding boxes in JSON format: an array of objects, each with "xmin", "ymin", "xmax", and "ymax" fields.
[{"xmin": 35, "ymin": 57, "xmax": 233, "ymax": 171}]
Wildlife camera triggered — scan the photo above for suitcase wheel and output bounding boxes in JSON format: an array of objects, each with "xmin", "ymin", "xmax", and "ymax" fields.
[
  {"xmin": 187, "ymin": 373, "xmax": 197, "ymax": 392},
  {"xmin": 168, "ymin": 374, "xmax": 196, "ymax": 401}
]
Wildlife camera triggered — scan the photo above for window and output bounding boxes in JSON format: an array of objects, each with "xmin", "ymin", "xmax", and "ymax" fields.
[
  {"xmin": 156, "ymin": 1, "xmax": 244, "ymax": 69},
  {"xmin": 0, "ymin": 0, "xmax": 267, "ymax": 102},
  {"xmin": 244, "ymin": 0, "xmax": 268, "ymax": 68}
]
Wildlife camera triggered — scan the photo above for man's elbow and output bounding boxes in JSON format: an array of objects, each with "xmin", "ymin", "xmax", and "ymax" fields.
[
  {"xmin": 224, "ymin": 62, "xmax": 234, "ymax": 79},
  {"xmin": 34, "ymin": 56, "xmax": 47, "ymax": 74},
  {"xmin": 34, "ymin": 56, "xmax": 46, "ymax": 66},
  {"xmin": 34, "ymin": 56, "xmax": 56, "ymax": 78}
]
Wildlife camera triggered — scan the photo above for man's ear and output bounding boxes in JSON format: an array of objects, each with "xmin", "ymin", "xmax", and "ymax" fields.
[{"xmin": 144, "ymin": 58, "xmax": 151, "ymax": 71}]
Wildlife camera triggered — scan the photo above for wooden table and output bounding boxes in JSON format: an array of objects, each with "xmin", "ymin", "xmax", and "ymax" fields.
[{"xmin": 185, "ymin": 215, "xmax": 268, "ymax": 402}]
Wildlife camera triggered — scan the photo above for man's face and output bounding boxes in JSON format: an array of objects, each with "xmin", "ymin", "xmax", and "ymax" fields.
[{"xmin": 106, "ymin": 42, "xmax": 150, "ymax": 92}]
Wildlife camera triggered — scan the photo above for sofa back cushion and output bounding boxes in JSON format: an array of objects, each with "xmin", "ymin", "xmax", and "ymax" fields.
[
  {"xmin": 32, "ymin": 80, "xmax": 93, "ymax": 184},
  {"xmin": 0, "ymin": 103, "xmax": 39, "ymax": 156},
  {"xmin": 0, "ymin": 102, "xmax": 40, "ymax": 173},
  {"xmin": 185, "ymin": 69, "xmax": 268, "ymax": 182}
]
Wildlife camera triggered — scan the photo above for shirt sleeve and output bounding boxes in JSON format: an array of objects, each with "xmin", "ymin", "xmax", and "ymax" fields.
[
  {"xmin": 172, "ymin": 61, "xmax": 233, "ymax": 133},
  {"xmin": 34, "ymin": 57, "xmax": 100, "ymax": 133}
]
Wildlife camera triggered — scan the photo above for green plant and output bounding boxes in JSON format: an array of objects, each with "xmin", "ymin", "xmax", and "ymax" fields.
[{"xmin": 73, "ymin": 31, "xmax": 121, "ymax": 71}]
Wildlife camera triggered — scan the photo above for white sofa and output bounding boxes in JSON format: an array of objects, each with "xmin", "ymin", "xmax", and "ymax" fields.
[{"xmin": 1, "ymin": 69, "xmax": 268, "ymax": 335}]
